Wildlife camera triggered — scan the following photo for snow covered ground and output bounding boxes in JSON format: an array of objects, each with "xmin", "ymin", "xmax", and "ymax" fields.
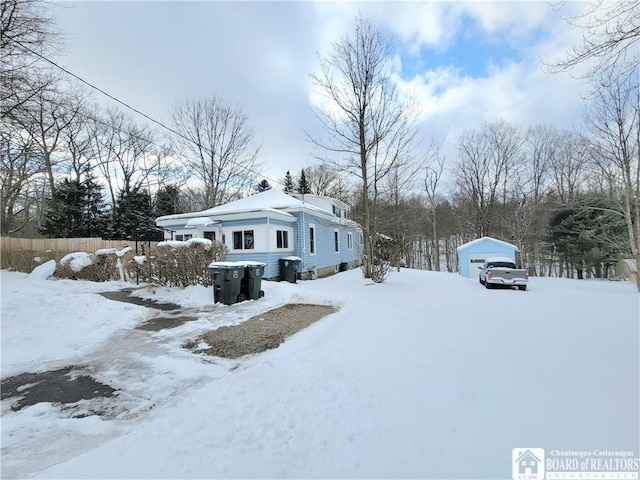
[{"xmin": 1, "ymin": 266, "xmax": 638, "ymax": 479}]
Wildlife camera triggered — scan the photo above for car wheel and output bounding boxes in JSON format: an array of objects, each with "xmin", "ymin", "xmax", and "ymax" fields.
[
  {"xmin": 519, "ymin": 285, "xmax": 527, "ymax": 291},
  {"xmin": 479, "ymin": 276, "xmax": 485, "ymax": 285}
]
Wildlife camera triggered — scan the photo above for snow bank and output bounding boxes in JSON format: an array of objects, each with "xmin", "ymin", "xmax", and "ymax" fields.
[{"xmin": 26, "ymin": 260, "xmax": 56, "ymax": 281}]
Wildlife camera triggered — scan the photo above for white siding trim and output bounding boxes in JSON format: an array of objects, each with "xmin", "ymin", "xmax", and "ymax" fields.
[{"xmin": 309, "ymin": 223, "xmax": 316, "ymax": 256}]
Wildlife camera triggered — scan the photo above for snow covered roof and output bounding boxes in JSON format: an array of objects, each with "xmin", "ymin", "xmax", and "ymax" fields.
[
  {"xmin": 457, "ymin": 236, "xmax": 518, "ymax": 251},
  {"xmin": 184, "ymin": 217, "xmax": 218, "ymax": 227},
  {"xmin": 157, "ymin": 189, "xmax": 361, "ymax": 228}
]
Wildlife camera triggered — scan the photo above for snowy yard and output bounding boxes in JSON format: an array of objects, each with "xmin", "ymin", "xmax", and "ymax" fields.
[{"xmin": 1, "ymin": 267, "xmax": 638, "ymax": 479}]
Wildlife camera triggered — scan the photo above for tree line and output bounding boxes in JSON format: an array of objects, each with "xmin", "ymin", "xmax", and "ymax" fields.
[{"xmin": 1, "ymin": 0, "xmax": 638, "ymax": 289}]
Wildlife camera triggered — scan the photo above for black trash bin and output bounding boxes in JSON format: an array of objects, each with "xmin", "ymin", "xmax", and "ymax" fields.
[
  {"xmin": 279, "ymin": 257, "xmax": 301, "ymax": 283},
  {"xmin": 242, "ymin": 262, "xmax": 266, "ymax": 300},
  {"xmin": 209, "ymin": 262, "xmax": 246, "ymax": 305}
]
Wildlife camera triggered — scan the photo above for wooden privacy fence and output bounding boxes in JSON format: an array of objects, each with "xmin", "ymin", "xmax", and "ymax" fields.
[{"xmin": 1, "ymin": 237, "xmax": 158, "ymax": 254}]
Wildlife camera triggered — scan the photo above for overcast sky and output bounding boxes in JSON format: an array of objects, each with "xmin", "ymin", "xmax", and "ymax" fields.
[{"xmin": 52, "ymin": 1, "xmax": 593, "ymax": 188}]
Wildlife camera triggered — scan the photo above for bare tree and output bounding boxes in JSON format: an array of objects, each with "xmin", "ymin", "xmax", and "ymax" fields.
[
  {"xmin": 89, "ymin": 107, "xmax": 162, "ymax": 208},
  {"xmin": 454, "ymin": 120, "xmax": 523, "ymax": 238},
  {"xmin": 309, "ymin": 15, "xmax": 418, "ymax": 281},
  {"xmin": 549, "ymin": 131, "xmax": 590, "ymax": 203},
  {"xmin": 55, "ymin": 89, "xmax": 99, "ymax": 183},
  {"xmin": 301, "ymin": 163, "xmax": 353, "ymax": 202},
  {"xmin": 1, "ymin": 0, "xmax": 61, "ymax": 118},
  {"xmin": 170, "ymin": 96, "xmax": 262, "ymax": 209},
  {"xmin": 505, "ymin": 124, "xmax": 559, "ymax": 272},
  {"xmin": 547, "ymin": 0, "xmax": 640, "ymax": 86},
  {"xmin": 583, "ymin": 79, "xmax": 640, "ymax": 290},
  {"xmin": 424, "ymin": 142, "xmax": 445, "ymax": 271},
  {"xmin": 9, "ymin": 76, "xmax": 86, "ymax": 196},
  {"xmin": 0, "ymin": 120, "xmax": 46, "ymax": 233}
]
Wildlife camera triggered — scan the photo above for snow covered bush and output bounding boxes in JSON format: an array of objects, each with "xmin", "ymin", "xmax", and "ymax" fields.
[
  {"xmin": 56, "ymin": 250, "xmax": 126, "ymax": 282},
  {"xmin": 131, "ymin": 240, "xmax": 227, "ymax": 287}
]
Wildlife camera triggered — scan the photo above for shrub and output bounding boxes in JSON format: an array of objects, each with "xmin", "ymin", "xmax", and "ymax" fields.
[
  {"xmin": 56, "ymin": 253, "xmax": 123, "ymax": 282},
  {"xmin": 130, "ymin": 239, "xmax": 228, "ymax": 287},
  {"xmin": 2, "ymin": 239, "xmax": 228, "ymax": 287},
  {"xmin": 1, "ymin": 250, "xmax": 48, "ymax": 273}
]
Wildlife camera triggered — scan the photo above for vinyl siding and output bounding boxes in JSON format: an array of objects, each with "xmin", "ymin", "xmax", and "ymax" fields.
[{"xmin": 289, "ymin": 212, "xmax": 362, "ymax": 273}]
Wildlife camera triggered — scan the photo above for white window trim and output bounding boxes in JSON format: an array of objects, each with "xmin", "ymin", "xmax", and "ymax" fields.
[
  {"xmin": 347, "ymin": 232, "xmax": 353, "ymax": 250},
  {"xmin": 276, "ymin": 229, "xmax": 290, "ymax": 250},
  {"xmin": 232, "ymin": 229, "xmax": 255, "ymax": 250},
  {"xmin": 309, "ymin": 223, "xmax": 316, "ymax": 256}
]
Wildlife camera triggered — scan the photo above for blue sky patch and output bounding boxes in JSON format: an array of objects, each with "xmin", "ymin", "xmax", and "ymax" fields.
[{"xmin": 398, "ymin": 16, "xmax": 546, "ymax": 79}]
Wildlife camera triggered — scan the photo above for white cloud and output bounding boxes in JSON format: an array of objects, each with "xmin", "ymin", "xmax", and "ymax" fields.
[
  {"xmin": 52, "ymin": 1, "xmax": 599, "ymax": 190},
  {"xmin": 454, "ymin": 1, "xmax": 554, "ymax": 38}
]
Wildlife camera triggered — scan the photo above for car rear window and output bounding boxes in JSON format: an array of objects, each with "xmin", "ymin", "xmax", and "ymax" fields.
[{"xmin": 488, "ymin": 262, "xmax": 516, "ymax": 268}]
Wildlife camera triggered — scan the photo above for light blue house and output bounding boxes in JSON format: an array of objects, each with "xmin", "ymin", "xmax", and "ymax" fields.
[
  {"xmin": 457, "ymin": 236, "xmax": 518, "ymax": 278},
  {"xmin": 156, "ymin": 188, "xmax": 363, "ymax": 280}
]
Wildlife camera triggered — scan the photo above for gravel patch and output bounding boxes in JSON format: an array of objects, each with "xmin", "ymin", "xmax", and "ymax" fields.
[{"xmin": 186, "ymin": 303, "xmax": 337, "ymax": 358}]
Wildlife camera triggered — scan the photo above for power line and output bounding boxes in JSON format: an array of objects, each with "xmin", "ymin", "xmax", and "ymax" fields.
[{"xmin": 5, "ymin": 34, "xmax": 285, "ymax": 189}]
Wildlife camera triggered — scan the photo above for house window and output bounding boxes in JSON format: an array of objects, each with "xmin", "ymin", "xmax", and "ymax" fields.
[
  {"xmin": 204, "ymin": 231, "xmax": 216, "ymax": 241},
  {"xmin": 175, "ymin": 234, "xmax": 184, "ymax": 241},
  {"xmin": 276, "ymin": 230, "xmax": 289, "ymax": 249},
  {"xmin": 309, "ymin": 224, "xmax": 316, "ymax": 255},
  {"xmin": 347, "ymin": 232, "xmax": 353, "ymax": 250},
  {"xmin": 334, "ymin": 230, "xmax": 339, "ymax": 252},
  {"xmin": 233, "ymin": 230, "xmax": 254, "ymax": 250}
]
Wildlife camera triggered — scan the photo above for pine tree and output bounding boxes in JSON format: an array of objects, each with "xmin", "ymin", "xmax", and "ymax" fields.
[
  {"xmin": 40, "ymin": 178, "xmax": 109, "ymax": 238},
  {"xmin": 154, "ymin": 184, "xmax": 183, "ymax": 217},
  {"xmin": 81, "ymin": 176, "xmax": 110, "ymax": 238},
  {"xmin": 546, "ymin": 196, "xmax": 627, "ymax": 278},
  {"xmin": 112, "ymin": 188, "xmax": 159, "ymax": 241},
  {"xmin": 297, "ymin": 168, "xmax": 310, "ymax": 194},
  {"xmin": 257, "ymin": 179, "xmax": 271, "ymax": 192},
  {"xmin": 283, "ymin": 170, "xmax": 295, "ymax": 193}
]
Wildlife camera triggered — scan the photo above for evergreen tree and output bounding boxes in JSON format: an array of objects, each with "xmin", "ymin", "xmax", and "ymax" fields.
[
  {"xmin": 81, "ymin": 176, "xmax": 110, "ymax": 237},
  {"xmin": 112, "ymin": 187, "xmax": 159, "ymax": 241},
  {"xmin": 283, "ymin": 170, "xmax": 295, "ymax": 193},
  {"xmin": 297, "ymin": 168, "xmax": 310, "ymax": 194},
  {"xmin": 546, "ymin": 197, "xmax": 627, "ymax": 278},
  {"xmin": 40, "ymin": 178, "xmax": 109, "ymax": 238},
  {"xmin": 154, "ymin": 184, "xmax": 184, "ymax": 218},
  {"xmin": 256, "ymin": 179, "xmax": 271, "ymax": 192}
]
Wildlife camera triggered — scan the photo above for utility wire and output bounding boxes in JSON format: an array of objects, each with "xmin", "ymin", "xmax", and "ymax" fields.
[{"xmin": 5, "ymin": 34, "xmax": 285, "ymax": 189}]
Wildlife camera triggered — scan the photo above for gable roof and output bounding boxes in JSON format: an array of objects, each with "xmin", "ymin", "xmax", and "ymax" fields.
[{"xmin": 457, "ymin": 236, "xmax": 518, "ymax": 252}]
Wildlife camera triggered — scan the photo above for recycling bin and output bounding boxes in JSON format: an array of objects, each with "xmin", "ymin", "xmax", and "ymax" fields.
[
  {"xmin": 209, "ymin": 262, "xmax": 246, "ymax": 305},
  {"xmin": 242, "ymin": 262, "xmax": 266, "ymax": 300},
  {"xmin": 279, "ymin": 257, "xmax": 301, "ymax": 283}
]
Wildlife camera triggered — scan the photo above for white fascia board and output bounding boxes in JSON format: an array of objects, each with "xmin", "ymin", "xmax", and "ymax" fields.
[
  {"xmin": 157, "ymin": 209, "xmax": 295, "ymax": 227},
  {"xmin": 286, "ymin": 206, "xmax": 362, "ymax": 228},
  {"xmin": 215, "ymin": 209, "xmax": 296, "ymax": 223}
]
